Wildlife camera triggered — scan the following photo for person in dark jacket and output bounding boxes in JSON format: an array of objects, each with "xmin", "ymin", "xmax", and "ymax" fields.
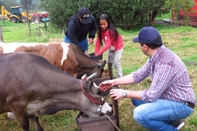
[{"xmin": 65, "ymin": 7, "xmax": 96, "ymax": 56}]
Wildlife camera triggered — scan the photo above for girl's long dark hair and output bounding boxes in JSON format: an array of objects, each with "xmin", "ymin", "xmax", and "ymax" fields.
[{"xmin": 98, "ymin": 14, "xmax": 119, "ymax": 46}]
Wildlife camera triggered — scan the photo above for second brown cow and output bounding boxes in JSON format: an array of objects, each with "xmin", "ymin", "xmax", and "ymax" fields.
[{"xmin": 0, "ymin": 42, "xmax": 106, "ymax": 79}]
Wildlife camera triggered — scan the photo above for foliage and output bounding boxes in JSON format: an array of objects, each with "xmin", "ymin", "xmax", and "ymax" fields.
[
  {"xmin": 0, "ymin": 0, "xmax": 41, "ymax": 11},
  {"xmin": 164, "ymin": 0, "xmax": 194, "ymax": 13},
  {"xmin": 1, "ymin": 0, "xmax": 20, "ymax": 12},
  {"xmin": 40, "ymin": 0, "xmax": 103, "ymax": 30},
  {"xmin": 20, "ymin": 0, "xmax": 32, "ymax": 10},
  {"xmin": 40, "ymin": 0, "xmax": 169, "ymax": 30},
  {"xmin": 164, "ymin": 0, "xmax": 194, "ymax": 25},
  {"xmin": 1, "ymin": 0, "xmax": 195, "ymax": 30}
]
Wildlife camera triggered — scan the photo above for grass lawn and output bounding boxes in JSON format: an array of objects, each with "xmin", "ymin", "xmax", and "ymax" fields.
[{"xmin": 0, "ymin": 19, "xmax": 196, "ymax": 131}]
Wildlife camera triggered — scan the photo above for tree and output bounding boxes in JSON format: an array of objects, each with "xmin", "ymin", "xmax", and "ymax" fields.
[
  {"xmin": 39, "ymin": 0, "xmax": 178, "ymax": 30},
  {"xmin": 164, "ymin": 0, "xmax": 194, "ymax": 20},
  {"xmin": 1, "ymin": 0, "xmax": 41, "ymax": 11},
  {"xmin": 20, "ymin": 0, "xmax": 32, "ymax": 10},
  {"xmin": 1, "ymin": 0, "xmax": 20, "ymax": 11},
  {"xmin": 40, "ymin": 0, "xmax": 86, "ymax": 30}
]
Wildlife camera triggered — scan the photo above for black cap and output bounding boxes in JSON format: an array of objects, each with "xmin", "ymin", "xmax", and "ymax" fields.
[{"xmin": 78, "ymin": 7, "xmax": 91, "ymax": 24}]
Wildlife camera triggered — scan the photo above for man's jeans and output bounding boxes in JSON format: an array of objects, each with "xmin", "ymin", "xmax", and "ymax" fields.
[
  {"xmin": 64, "ymin": 36, "xmax": 88, "ymax": 51},
  {"xmin": 131, "ymin": 99, "xmax": 194, "ymax": 131}
]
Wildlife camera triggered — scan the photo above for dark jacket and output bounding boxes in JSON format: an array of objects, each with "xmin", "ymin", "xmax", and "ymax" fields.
[{"xmin": 65, "ymin": 14, "xmax": 96, "ymax": 51}]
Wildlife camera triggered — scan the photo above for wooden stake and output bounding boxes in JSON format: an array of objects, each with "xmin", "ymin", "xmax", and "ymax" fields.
[
  {"xmin": 108, "ymin": 51, "xmax": 120, "ymax": 131},
  {"xmin": 0, "ymin": 27, "xmax": 4, "ymax": 42}
]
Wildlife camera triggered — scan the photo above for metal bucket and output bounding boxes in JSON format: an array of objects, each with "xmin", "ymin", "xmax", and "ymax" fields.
[{"xmin": 76, "ymin": 113, "xmax": 116, "ymax": 131}]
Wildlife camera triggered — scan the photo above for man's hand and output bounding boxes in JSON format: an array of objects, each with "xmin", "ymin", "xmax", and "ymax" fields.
[
  {"xmin": 88, "ymin": 38, "xmax": 94, "ymax": 44},
  {"xmin": 99, "ymin": 80, "xmax": 114, "ymax": 91},
  {"xmin": 110, "ymin": 89, "xmax": 125, "ymax": 100},
  {"xmin": 84, "ymin": 51, "xmax": 90, "ymax": 57}
]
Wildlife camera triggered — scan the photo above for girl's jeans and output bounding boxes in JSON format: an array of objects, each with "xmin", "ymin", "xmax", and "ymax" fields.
[
  {"xmin": 131, "ymin": 99, "xmax": 194, "ymax": 131},
  {"xmin": 108, "ymin": 48, "xmax": 123, "ymax": 78}
]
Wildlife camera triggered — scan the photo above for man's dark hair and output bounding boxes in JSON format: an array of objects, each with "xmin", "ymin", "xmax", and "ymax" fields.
[{"xmin": 140, "ymin": 43, "xmax": 162, "ymax": 49}]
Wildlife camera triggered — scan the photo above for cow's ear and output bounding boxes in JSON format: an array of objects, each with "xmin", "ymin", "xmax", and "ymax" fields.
[
  {"xmin": 101, "ymin": 60, "xmax": 106, "ymax": 68},
  {"xmin": 96, "ymin": 60, "xmax": 106, "ymax": 68}
]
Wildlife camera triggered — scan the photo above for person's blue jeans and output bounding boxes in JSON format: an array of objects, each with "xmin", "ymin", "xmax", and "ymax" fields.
[
  {"xmin": 131, "ymin": 99, "xmax": 194, "ymax": 131},
  {"xmin": 64, "ymin": 36, "xmax": 88, "ymax": 51}
]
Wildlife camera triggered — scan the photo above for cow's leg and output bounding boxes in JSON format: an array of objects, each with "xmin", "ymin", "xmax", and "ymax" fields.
[
  {"xmin": 12, "ymin": 112, "xmax": 29, "ymax": 131},
  {"xmin": 9, "ymin": 103, "xmax": 29, "ymax": 131},
  {"xmin": 30, "ymin": 117, "xmax": 44, "ymax": 131}
]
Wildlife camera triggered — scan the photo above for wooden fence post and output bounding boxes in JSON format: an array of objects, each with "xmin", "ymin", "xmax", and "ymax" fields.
[
  {"xmin": 108, "ymin": 51, "xmax": 120, "ymax": 131},
  {"xmin": 27, "ymin": 11, "xmax": 31, "ymax": 37},
  {"xmin": 0, "ymin": 27, "xmax": 5, "ymax": 42}
]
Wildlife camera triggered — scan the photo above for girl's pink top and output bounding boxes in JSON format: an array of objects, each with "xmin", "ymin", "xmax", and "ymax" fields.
[{"xmin": 94, "ymin": 29, "xmax": 124, "ymax": 56}]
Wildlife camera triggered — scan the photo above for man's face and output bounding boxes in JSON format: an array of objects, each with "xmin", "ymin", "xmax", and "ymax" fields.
[{"xmin": 140, "ymin": 43, "xmax": 148, "ymax": 56}]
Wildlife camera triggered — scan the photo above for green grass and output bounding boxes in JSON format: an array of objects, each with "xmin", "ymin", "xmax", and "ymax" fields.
[
  {"xmin": 0, "ymin": 20, "xmax": 197, "ymax": 131},
  {"xmin": 0, "ymin": 20, "xmax": 64, "ymax": 43}
]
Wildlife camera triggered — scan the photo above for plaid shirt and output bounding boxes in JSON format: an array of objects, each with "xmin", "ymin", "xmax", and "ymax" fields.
[{"xmin": 132, "ymin": 45, "xmax": 196, "ymax": 104}]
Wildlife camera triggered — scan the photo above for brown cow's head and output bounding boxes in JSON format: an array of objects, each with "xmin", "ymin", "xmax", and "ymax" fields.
[
  {"xmin": 91, "ymin": 60, "xmax": 106, "ymax": 78},
  {"xmin": 67, "ymin": 44, "xmax": 107, "ymax": 79}
]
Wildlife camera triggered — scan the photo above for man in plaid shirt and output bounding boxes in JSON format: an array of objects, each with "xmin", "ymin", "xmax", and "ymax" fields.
[{"xmin": 99, "ymin": 26, "xmax": 196, "ymax": 131}]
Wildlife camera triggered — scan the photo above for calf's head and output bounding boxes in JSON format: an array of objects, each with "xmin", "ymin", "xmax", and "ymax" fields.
[{"xmin": 80, "ymin": 73, "xmax": 112, "ymax": 117}]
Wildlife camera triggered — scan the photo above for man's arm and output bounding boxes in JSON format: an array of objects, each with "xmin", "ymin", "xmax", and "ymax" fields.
[
  {"xmin": 99, "ymin": 74, "xmax": 136, "ymax": 91},
  {"xmin": 110, "ymin": 89, "xmax": 143, "ymax": 100},
  {"xmin": 88, "ymin": 15, "xmax": 97, "ymax": 39},
  {"xmin": 67, "ymin": 19, "xmax": 85, "ymax": 52}
]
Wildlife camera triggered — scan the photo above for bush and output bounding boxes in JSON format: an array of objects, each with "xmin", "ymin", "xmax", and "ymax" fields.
[{"xmin": 40, "ymin": 0, "xmax": 170, "ymax": 30}]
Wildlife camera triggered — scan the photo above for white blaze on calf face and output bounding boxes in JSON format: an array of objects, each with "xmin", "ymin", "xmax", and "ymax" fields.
[
  {"xmin": 98, "ymin": 102, "xmax": 112, "ymax": 114},
  {"xmin": 60, "ymin": 42, "xmax": 69, "ymax": 65}
]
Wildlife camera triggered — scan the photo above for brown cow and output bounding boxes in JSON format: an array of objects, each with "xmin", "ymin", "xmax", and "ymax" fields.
[
  {"xmin": 0, "ymin": 42, "xmax": 106, "ymax": 79},
  {"xmin": 0, "ymin": 52, "xmax": 111, "ymax": 131}
]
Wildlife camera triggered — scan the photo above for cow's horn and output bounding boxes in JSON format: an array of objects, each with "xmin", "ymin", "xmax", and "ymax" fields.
[
  {"xmin": 87, "ymin": 72, "xmax": 97, "ymax": 80},
  {"xmin": 81, "ymin": 74, "xmax": 87, "ymax": 80},
  {"xmin": 93, "ymin": 82, "xmax": 99, "ymax": 88}
]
